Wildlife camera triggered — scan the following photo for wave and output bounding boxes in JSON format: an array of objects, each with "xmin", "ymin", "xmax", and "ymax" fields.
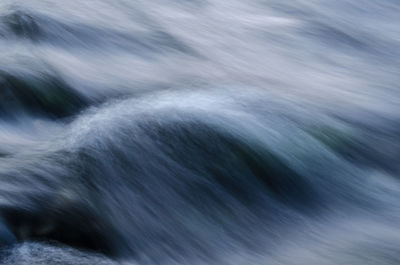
[
  {"xmin": 0, "ymin": 69, "xmax": 88, "ymax": 119},
  {"xmin": 0, "ymin": 88, "xmax": 389, "ymax": 262},
  {"xmin": 0, "ymin": 8, "xmax": 196, "ymax": 56}
]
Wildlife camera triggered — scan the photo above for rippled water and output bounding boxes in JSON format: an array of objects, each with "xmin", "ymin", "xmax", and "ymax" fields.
[{"xmin": 0, "ymin": 0, "xmax": 399, "ymax": 264}]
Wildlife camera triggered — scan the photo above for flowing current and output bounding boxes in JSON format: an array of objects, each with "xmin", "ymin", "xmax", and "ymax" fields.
[{"xmin": 0, "ymin": 0, "xmax": 400, "ymax": 264}]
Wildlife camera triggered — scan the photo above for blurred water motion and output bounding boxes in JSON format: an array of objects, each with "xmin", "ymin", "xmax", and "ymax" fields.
[{"xmin": 0, "ymin": 0, "xmax": 399, "ymax": 264}]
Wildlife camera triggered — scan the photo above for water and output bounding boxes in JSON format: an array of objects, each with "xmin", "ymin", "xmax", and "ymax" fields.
[{"xmin": 0, "ymin": 0, "xmax": 399, "ymax": 264}]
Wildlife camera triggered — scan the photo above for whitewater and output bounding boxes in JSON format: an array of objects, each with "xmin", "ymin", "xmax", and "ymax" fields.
[{"xmin": 0, "ymin": 0, "xmax": 399, "ymax": 264}]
